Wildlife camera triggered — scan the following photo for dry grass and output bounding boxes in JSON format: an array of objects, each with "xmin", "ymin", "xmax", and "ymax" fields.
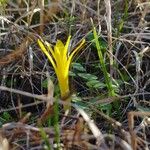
[{"xmin": 0, "ymin": 0, "xmax": 150, "ymax": 149}]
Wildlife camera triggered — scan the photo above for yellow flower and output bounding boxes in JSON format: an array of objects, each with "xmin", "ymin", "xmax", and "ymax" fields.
[{"xmin": 38, "ymin": 36, "xmax": 85, "ymax": 110}]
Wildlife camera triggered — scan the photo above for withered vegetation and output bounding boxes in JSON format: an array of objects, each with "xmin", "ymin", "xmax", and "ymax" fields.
[{"xmin": 0, "ymin": 0, "xmax": 150, "ymax": 150}]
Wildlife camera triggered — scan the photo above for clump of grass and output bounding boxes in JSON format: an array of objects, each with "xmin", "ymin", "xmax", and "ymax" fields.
[
  {"xmin": 91, "ymin": 22, "xmax": 117, "ymax": 115},
  {"xmin": 39, "ymin": 127, "xmax": 52, "ymax": 150},
  {"xmin": 53, "ymin": 98, "xmax": 60, "ymax": 149},
  {"xmin": 92, "ymin": 25, "xmax": 115, "ymax": 97},
  {"xmin": 114, "ymin": 0, "xmax": 129, "ymax": 37}
]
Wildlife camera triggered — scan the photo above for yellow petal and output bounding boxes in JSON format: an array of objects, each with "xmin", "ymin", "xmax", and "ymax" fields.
[
  {"xmin": 63, "ymin": 36, "xmax": 71, "ymax": 58},
  {"xmin": 45, "ymin": 41, "xmax": 56, "ymax": 61},
  {"xmin": 54, "ymin": 46, "xmax": 62, "ymax": 67},
  {"xmin": 38, "ymin": 39, "xmax": 57, "ymax": 73},
  {"xmin": 55, "ymin": 40, "xmax": 64, "ymax": 56},
  {"xmin": 55, "ymin": 40, "xmax": 67, "ymax": 65},
  {"xmin": 56, "ymin": 40, "xmax": 64, "ymax": 49},
  {"xmin": 67, "ymin": 39, "xmax": 85, "ymax": 71}
]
